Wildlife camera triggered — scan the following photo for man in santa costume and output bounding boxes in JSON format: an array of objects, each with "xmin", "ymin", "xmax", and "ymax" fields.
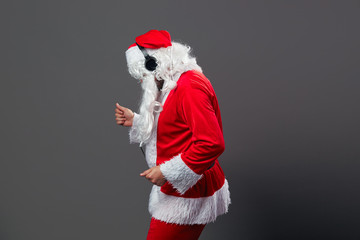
[{"xmin": 115, "ymin": 29, "xmax": 231, "ymax": 240}]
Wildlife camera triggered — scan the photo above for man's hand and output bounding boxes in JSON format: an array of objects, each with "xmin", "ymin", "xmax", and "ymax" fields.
[
  {"xmin": 115, "ymin": 103, "xmax": 134, "ymax": 127},
  {"xmin": 140, "ymin": 166, "xmax": 167, "ymax": 186}
]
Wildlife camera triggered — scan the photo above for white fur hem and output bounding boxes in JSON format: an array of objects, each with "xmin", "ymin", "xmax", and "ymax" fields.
[
  {"xmin": 160, "ymin": 154, "xmax": 202, "ymax": 195},
  {"xmin": 149, "ymin": 179, "xmax": 231, "ymax": 225}
]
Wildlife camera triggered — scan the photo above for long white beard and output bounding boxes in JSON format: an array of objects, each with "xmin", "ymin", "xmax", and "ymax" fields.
[{"xmin": 131, "ymin": 76, "xmax": 162, "ymax": 146}]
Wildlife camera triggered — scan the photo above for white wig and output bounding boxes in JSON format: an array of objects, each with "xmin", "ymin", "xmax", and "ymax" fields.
[{"xmin": 126, "ymin": 41, "xmax": 202, "ymax": 145}]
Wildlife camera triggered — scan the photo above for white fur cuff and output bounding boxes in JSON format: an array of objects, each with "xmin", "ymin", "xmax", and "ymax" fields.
[{"xmin": 160, "ymin": 153, "xmax": 202, "ymax": 195}]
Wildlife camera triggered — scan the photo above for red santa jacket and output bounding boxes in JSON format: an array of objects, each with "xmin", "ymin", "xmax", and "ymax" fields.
[
  {"xmin": 158, "ymin": 70, "xmax": 227, "ymax": 198},
  {"xmin": 130, "ymin": 70, "xmax": 230, "ymax": 224}
]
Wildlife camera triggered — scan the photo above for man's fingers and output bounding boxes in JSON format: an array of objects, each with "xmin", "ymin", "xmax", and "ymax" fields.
[
  {"xmin": 115, "ymin": 113, "xmax": 125, "ymax": 118},
  {"xmin": 116, "ymin": 117, "xmax": 126, "ymax": 121},
  {"xmin": 116, "ymin": 120, "xmax": 125, "ymax": 125},
  {"xmin": 140, "ymin": 168, "xmax": 151, "ymax": 176},
  {"xmin": 115, "ymin": 108, "xmax": 124, "ymax": 114},
  {"xmin": 116, "ymin": 103, "xmax": 127, "ymax": 112}
]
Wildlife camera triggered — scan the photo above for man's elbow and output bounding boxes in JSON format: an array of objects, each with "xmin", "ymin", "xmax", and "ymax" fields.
[
  {"xmin": 212, "ymin": 137, "xmax": 225, "ymax": 155},
  {"xmin": 196, "ymin": 137, "xmax": 225, "ymax": 155}
]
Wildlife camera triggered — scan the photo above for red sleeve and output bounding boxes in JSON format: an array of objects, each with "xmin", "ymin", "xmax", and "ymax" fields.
[
  {"xmin": 160, "ymin": 74, "xmax": 225, "ymax": 195},
  {"xmin": 179, "ymin": 77, "xmax": 225, "ymax": 174}
]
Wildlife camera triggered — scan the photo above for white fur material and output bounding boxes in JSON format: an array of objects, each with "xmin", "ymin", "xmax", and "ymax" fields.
[
  {"xmin": 160, "ymin": 154, "xmax": 203, "ymax": 195},
  {"xmin": 149, "ymin": 179, "xmax": 231, "ymax": 225},
  {"xmin": 144, "ymin": 129, "xmax": 157, "ymax": 168},
  {"xmin": 125, "ymin": 46, "xmax": 143, "ymax": 66},
  {"xmin": 129, "ymin": 112, "xmax": 141, "ymax": 144},
  {"xmin": 129, "ymin": 91, "xmax": 170, "ymax": 166},
  {"xmin": 144, "ymin": 90, "xmax": 170, "ymax": 167}
]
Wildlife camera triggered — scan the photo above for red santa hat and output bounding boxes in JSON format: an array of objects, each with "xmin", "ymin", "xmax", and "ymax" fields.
[{"xmin": 126, "ymin": 30, "xmax": 172, "ymax": 66}]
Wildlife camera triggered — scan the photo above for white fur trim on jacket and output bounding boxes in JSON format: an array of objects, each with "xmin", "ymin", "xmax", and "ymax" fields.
[
  {"xmin": 129, "ymin": 112, "xmax": 141, "ymax": 144},
  {"xmin": 149, "ymin": 179, "xmax": 231, "ymax": 225},
  {"xmin": 128, "ymin": 91, "xmax": 170, "ymax": 166},
  {"xmin": 160, "ymin": 153, "xmax": 203, "ymax": 195}
]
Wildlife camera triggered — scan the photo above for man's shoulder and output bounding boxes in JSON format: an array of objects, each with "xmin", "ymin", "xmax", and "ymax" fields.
[{"xmin": 176, "ymin": 70, "xmax": 214, "ymax": 96}]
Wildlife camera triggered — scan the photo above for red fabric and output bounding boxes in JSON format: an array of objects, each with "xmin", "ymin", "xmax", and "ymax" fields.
[
  {"xmin": 135, "ymin": 29, "xmax": 172, "ymax": 49},
  {"xmin": 147, "ymin": 218, "xmax": 206, "ymax": 240},
  {"xmin": 157, "ymin": 70, "xmax": 226, "ymax": 197},
  {"xmin": 127, "ymin": 43, "xmax": 137, "ymax": 49}
]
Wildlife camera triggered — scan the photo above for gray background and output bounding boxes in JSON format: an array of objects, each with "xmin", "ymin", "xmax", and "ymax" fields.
[{"xmin": 1, "ymin": 0, "xmax": 359, "ymax": 239}]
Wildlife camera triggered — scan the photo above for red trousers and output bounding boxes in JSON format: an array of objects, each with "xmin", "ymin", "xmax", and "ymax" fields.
[{"xmin": 146, "ymin": 218, "xmax": 206, "ymax": 240}]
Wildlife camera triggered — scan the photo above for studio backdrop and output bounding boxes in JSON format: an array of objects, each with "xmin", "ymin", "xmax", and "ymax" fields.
[{"xmin": 0, "ymin": 1, "xmax": 359, "ymax": 239}]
